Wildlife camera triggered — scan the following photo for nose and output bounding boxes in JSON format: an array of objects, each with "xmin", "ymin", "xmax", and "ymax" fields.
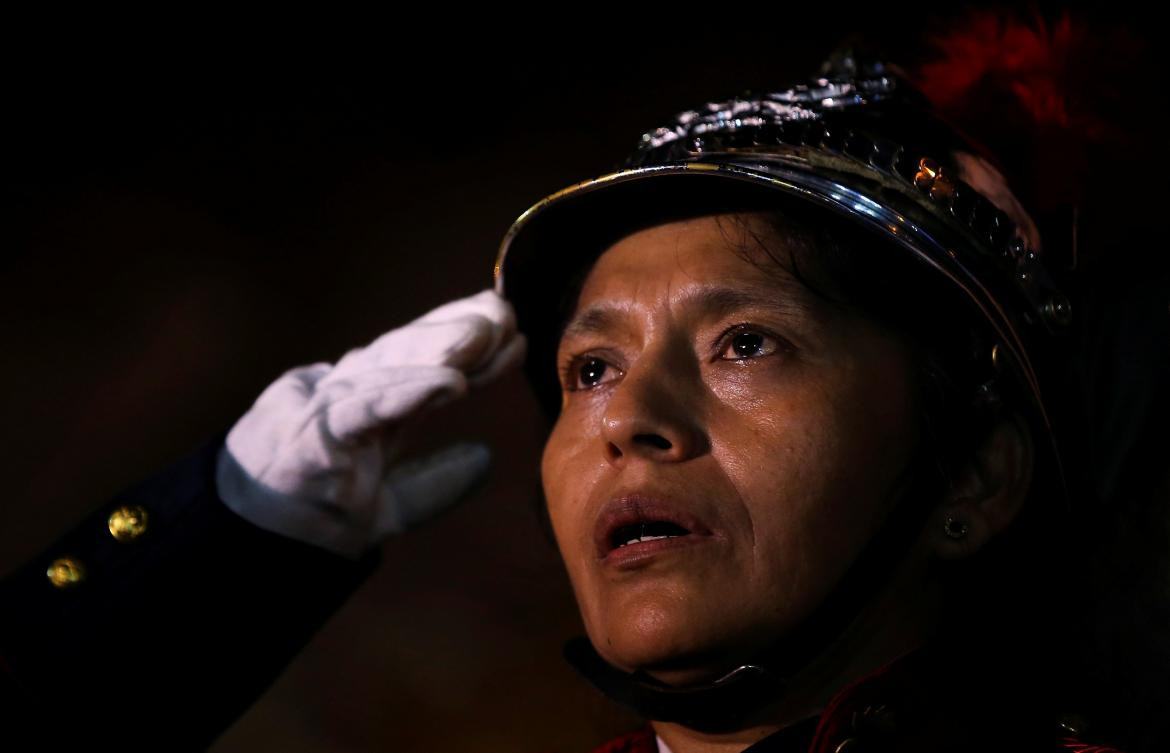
[{"xmin": 600, "ymin": 337, "xmax": 709, "ymax": 465}]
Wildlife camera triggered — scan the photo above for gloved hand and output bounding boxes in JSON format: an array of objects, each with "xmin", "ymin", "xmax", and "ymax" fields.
[{"xmin": 215, "ymin": 288, "xmax": 526, "ymax": 560}]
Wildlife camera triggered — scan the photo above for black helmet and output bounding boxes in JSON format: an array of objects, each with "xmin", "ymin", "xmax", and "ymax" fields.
[{"xmin": 492, "ymin": 50, "xmax": 1082, "ymax": 730}]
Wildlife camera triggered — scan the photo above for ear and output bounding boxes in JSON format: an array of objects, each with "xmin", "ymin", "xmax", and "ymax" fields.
[{"xmin": 930, "ymin": 411, "xmax": 1034, "ymax": 560}]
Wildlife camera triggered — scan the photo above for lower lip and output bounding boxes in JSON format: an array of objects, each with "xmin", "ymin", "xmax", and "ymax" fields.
[{"xmin": 599, "ymin": 533, "xmax": 713, "ymax": 570}]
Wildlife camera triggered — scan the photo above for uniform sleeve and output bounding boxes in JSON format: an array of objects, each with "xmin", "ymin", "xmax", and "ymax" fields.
[{"xmin": 0, "ymin": 427, "xmax": 383, "ymax": 751}]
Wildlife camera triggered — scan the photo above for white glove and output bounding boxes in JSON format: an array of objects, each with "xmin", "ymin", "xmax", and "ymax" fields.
[{"xmin": 215, "ymin": 288, "xmax": 527, "ymax": 560}]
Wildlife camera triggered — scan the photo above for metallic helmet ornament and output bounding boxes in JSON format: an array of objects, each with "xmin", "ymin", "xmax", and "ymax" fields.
[{"xmin": 491, "ymin": 50, "xmax": 1078, "ymax": 730}]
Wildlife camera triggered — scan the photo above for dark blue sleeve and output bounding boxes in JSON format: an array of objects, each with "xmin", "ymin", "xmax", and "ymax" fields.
[{"xmin": 0, "ymin": 427, "xmax": 382, "ymax": 751}]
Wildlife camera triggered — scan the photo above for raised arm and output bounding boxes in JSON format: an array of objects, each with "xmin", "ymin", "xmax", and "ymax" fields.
[{"xmin": 0, "ymin": 288, "xmax": 526, "ymax": 751}]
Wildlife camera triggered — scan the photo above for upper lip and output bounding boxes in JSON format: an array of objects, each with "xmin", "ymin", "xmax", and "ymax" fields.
[{"xmin": 593, "ymin": 491, "xmax": 714, "ymax": 559}]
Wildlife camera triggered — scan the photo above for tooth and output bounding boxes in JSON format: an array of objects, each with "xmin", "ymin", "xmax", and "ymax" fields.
[{"xmin": 639, "ymin": 535, "xmax": 668, "ymax": 542}]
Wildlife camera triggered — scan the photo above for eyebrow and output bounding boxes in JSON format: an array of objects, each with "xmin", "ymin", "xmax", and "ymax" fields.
[{"xmin": 560, "ymin": 284, "xmax": 821, "ymax": 342}]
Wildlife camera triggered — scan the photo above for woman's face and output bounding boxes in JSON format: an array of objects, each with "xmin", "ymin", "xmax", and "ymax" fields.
[{"xmin": 540, "ymin": 211, "xmax": 924, "ymax": 685}]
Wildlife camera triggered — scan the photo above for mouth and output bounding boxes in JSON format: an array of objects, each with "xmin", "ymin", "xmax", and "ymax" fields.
[
  {"xmin": 594, "ymin": 493, "xmax": 716, "ymax": 567},
  {"xmin": 609, "ymin": 520, "xmax": 692, "ymax": 549}
]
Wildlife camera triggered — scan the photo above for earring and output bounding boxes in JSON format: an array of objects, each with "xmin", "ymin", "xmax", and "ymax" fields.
[{"xmin": 943, "ymin": 513, "xmax": 969, "ymax": 540}]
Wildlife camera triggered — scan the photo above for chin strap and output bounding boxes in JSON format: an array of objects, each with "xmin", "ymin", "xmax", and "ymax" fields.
[
  {"xmin": 563, "ymin": 636, "xmax": 783, "ymax": 733},
  {"xmin": 562, "ymin": 457, "xmax": 942, "ymax": 732}
]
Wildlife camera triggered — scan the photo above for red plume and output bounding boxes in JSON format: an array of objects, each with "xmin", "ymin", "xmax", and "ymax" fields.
[
  {"xmin": 895, "ymin": 5, "xmax": 1149, "ymax": 218},
  {"xmin": 912, "ymin": 8, "xmax": 1090, "ymax": 133}
]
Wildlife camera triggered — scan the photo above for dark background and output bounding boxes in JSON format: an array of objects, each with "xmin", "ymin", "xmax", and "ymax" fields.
[{"xmin": 1, "ymin": 5, "xmax": 1161, "ymax": 751}]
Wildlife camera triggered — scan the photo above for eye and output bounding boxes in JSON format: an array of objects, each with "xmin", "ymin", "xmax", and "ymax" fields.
[
  {"xmin": 560, "ymin": 354, "xmax": 622, "ymax": 392},
  {"xmin": 717, "ymin": 324, "xmax": 787, "ymax": 361}
]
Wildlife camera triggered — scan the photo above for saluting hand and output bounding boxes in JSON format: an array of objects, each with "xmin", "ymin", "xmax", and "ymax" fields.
[{"xmin": 214, "ymin": 289, "xmax": 526, "ymax": 559}]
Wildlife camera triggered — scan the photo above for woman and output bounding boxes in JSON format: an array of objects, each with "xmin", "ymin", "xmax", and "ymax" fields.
[
  {"xmin": 0, "ymin": 48, "xmax": 1158, "ymax": 753},
  {"xmin": 487, "ymin": 49, "xmax": 1126, "ymax": 751}
]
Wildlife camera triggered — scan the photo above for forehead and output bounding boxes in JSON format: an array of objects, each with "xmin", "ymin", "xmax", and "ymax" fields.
[
  {"xmin": 580, "ymin": 212, "xmax": 776, "ymax": 287},
  {"xmin": 571, "ymin": 211, "xmax": 824, "ymax": 310},
  {"xmin": 559, "ymin": 212, "xmax": 836, "ymax": 346}
]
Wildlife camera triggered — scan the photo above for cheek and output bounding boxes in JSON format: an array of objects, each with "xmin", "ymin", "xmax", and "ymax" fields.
[
  {"xmin": 723, "ymin": 411, "xmax": 839, "ymax": 564},
  {"xmin": 539, "ymin": 427, "xmax": 611, "ymax": 633},
  {"xmin": 715, "ymin": 372, "xmax": 913, "ymax": 589},
  {"xmin": 812, "ymin": 382, "xmax": 915, "ymax": 532},
  {"xmin": 539, "ymin": 432, "xmax": 571, "ymax": 544},
  {"xmin": 540, "ymin": 423, "xmax": 594, "ymax": 566}
]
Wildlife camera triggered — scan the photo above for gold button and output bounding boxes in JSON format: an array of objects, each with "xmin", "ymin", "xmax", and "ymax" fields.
[
  {"xmin": 46, "ymin": 557, "xmax": 86, "ymax": 588},
  {"xmin": 108, "ymin": 504, "xmax": 149, "ymax": 542}
]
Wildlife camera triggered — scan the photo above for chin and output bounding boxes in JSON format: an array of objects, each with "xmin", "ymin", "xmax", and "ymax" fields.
[{"xmin": 588, "ymin": 599, "xmax": 743, "ymax": 686}]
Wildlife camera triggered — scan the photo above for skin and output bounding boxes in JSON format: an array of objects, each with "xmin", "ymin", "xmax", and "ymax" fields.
[{"xmin": 538, "ymin": 212, "xmax": 1034, "ymax": 753}]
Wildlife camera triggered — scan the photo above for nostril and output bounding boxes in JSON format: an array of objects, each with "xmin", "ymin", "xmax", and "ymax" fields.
[{"xmin": 634, "ymin": 434, "xmax": 672, "ymax": 450}]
